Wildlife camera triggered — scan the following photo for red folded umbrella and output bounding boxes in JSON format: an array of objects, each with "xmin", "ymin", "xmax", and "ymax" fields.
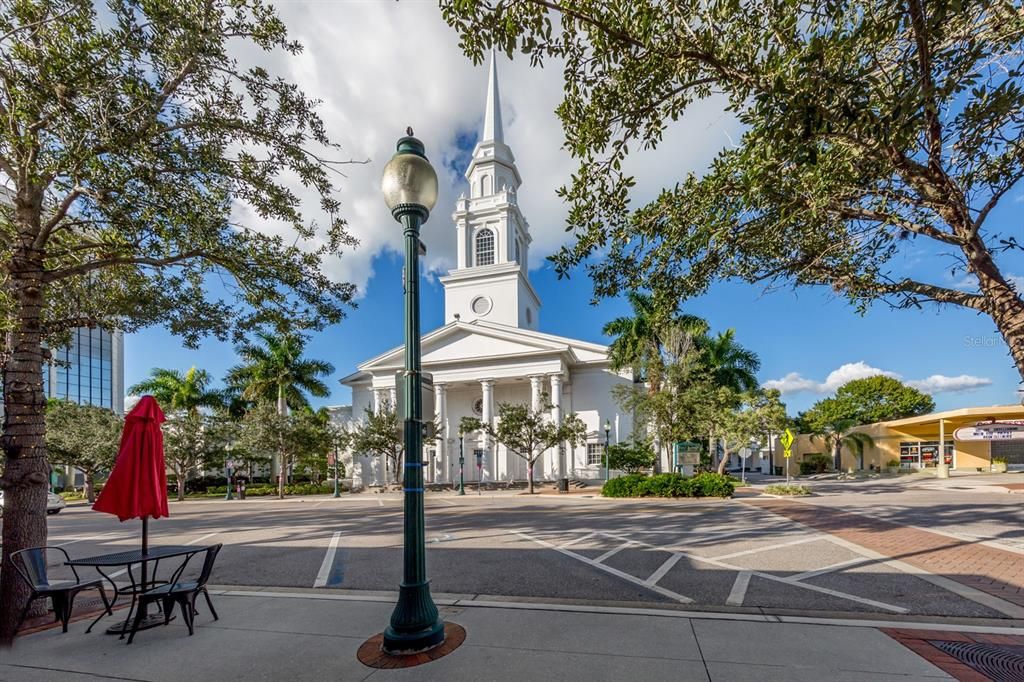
[{"xmin": 93, "ymin": 395, "xmax": 169, "ymax": 546}]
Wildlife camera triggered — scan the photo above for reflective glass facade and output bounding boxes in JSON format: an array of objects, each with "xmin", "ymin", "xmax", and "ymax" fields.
[{"xmin": 44, "ymin": 328, "xmax": 124, "ymax": 414}]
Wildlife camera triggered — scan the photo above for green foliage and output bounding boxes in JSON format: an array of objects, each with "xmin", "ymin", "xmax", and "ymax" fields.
[
  {"xmin": 600, "ymin": 472, "xmax": 735, "ymax": 498},
  {"xmin": 764, "ymin": 484, "xmax": 812, "ymax": 496},
  {"xmin": 605, "ymin": 439, "xmax": 656, "ymax": 473},
  {"xmin": 441, "ymin": 1, "xmax": 1024, "ymax": 378},
  {"xmin": 163, "ymin": 411, "xmax": 236, "ymax": 501},
  {"xmin": 992, "ymin": 457, "xmax": 1008, "ymax": 465},
  {"xmin": 129, "ymin": 367, "xmax": 225, "ymax": 415},
  {"xmin": 886, "ymin": 458, "xmax": 901, "ymax": 467},
  {"xmin": 349, "ymin": 402, "xmax": 405, "ymax": 485},
  {"xmin": 799, "ymin": 454, "xmax": 833, "ymax": 475},
  {"xmin": 45, "ymin": 400, "xmax": 122, "ymax": 502},
  {"xmin": 225, "ymin": 332, "xmax": 334, "ymax": 412},
  {"xmin": 462, "ymin": 398, "xmax": 588, "ymax": 493},
  {"xmin": 835, "ymin": 376, "xmax": 935, "ymax": 423},
  {"xmin": 206, "ymin": 482, "xmax": 337, "ymax": 496},
  {"xmin": 235, "ymin": 402, "xmax": 331, "ymax": 493}
]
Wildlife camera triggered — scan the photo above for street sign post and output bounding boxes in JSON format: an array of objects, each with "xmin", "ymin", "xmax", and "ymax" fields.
[{"xmin": 780, "ymin": 428, "xmax": 795, "ymax": 483}]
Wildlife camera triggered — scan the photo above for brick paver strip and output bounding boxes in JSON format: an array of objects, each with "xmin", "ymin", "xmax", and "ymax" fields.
[
  {"xmin": 746, "ymin": 499, "xmax": 1024, "ymax": 609},
  {"xmin": 880, "ymin": 628, "xmax": 1024, "ymax": 681}
]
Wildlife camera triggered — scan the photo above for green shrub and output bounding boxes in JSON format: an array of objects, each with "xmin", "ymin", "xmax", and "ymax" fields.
[
  {"xmin": 764, "ymin": 484, "xmax": 812, "ymax": 496},
  {"xmin": 886, "ymin": 459, "xmax": 900, "ymax": 467},
  {"xmin": 993, "ymin": 457, "xmax": 1008, "ymax": 465},
  {"xmin": 799, "ymin": 453, "xmax": 832, "ymax": 475},
  {"xmin": 601, "ymin": 472, "xmax": 734, "ymax": 498},
  {"xmin": 601, "ymin": 473, "xmax": 648, "ymax": 497}
]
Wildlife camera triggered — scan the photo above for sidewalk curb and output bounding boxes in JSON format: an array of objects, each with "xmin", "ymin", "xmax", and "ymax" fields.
[{"xmin": 207, "ymin": 587, "xmax": 1024, "ymax": 636}]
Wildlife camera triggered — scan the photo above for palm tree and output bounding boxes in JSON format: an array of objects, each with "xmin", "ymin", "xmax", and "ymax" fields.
[
  {"xmin": 225, "ymin": 331, "xmax": 334, "ymax": 415},
  {"xmin": 698, "ymin": 329, "xmax": 761, "ymax": 393},
  {"xmin": 603, "ymin": 291, "xmax": 707, "ymax": 392},
  {"xmin": 810, "ymin": 419, "xmax": 875, "ymax": 472},
  {"xmin": 225, "ymin": 331, "xmax": 334, "ymax": 497},
  {"xmin": 129, "ymin": 367, "xmax": 224, "ymax": 416}
]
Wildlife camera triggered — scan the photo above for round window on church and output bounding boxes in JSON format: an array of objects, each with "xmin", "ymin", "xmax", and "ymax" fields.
[
  {"xmin": 472, "ymin": 398, "xmax": 484, "ymax": 416},
  {"xmin": 471, "ymin": 296, "xmax": 492, "ymax": 316}
]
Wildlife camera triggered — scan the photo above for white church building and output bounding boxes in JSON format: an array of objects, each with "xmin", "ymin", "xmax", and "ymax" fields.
[{"xmin": 337, "ymin": 56, "xmax": 635, "ymax": 488}]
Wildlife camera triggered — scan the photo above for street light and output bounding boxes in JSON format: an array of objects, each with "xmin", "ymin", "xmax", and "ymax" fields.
[
  {"xmin": 458, "ymin": 432, "xmax": 466, "ymax": 496},
  {"xmin": 603, "ymin": 419, "xmax": 611, "ymax": 482},
  {"xmin": 379, "ymin": 129, "xmax": 445, "ymax": 655},
  {"xmin": 224, "ymin": 442, "xmax": 234, "ymax": 501}
]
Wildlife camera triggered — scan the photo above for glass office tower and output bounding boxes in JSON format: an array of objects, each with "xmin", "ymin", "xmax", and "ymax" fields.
[{"xmin": 43, "ymin": 327, "xmax": 125, "ymax": 415}]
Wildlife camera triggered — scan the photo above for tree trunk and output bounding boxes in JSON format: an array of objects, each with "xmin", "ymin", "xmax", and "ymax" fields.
[
  {"xmin": 966, "ymin": 237, "xmax": 1024, "ymax": 380},
  {"xmin": 277, "ymin": 385, "xmax": 286, "ymax": 498},
  {"xmin": 527, "ymin": 461, "xmax": 534, "ymax": 494},
  {"xmin": 176, "ymin": 466, "xmax": 185, "ymax": 501},
  {"xmin": 0, "ymin": 212, "xmax": 50, "ymax": 646},
  {"xmin": 85, "ymin": 473, "xmax": 95, "ymax": 504},
  {"xmin": 717, "ymin": 447, "xmax": 729, "ymax": 475},
  {"xmin": 833, "ymin": 441, "xmax": 842, "ymax": 472}
]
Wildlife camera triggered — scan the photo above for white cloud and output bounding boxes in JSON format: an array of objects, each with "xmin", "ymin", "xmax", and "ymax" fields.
[
  {"xmin": 763, "ymin": 362, "xmax": 895, "ymax": 394},
  {"xmin": 764, "ymin": 362, "xmax": 991, "ymax": 396},
  {"xmin": 225, "ymin": 3, "xmax": 738, "ymax": 298},
  {"xmin": 906, "ymin": 374, "xmax": 993, "ymax": 394}
]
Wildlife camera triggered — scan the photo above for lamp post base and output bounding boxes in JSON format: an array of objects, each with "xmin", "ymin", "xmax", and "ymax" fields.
[{"xmin": 382, "ymin": 581, "xmax": 446, "ymax": 655}]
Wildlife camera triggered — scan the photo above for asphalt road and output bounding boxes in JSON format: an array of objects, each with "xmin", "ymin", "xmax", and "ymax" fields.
[{"xmin": 17, "ymin": 487, "xmax": 1022, "ymax": 621}]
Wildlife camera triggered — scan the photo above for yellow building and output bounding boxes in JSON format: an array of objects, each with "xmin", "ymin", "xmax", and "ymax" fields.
[{"xmin": 790, "ymin": 405, "xmax": 1024, "ymax": 472}]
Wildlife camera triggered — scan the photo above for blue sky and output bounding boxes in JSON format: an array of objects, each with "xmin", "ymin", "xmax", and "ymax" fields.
[{"xmin": 124, "ymin": 2, "xmax": 1023, "ymax": 417}]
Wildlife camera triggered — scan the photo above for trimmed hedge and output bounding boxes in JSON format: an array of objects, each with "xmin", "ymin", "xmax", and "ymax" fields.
[{"xmin": 601, "ymin": 472, "xmax": 735, "ymax": 499}]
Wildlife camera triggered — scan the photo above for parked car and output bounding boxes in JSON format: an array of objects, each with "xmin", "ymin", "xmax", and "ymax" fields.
[{"xmin": 0, "ymin": 490, "xmax": 67, "ymax": 515}]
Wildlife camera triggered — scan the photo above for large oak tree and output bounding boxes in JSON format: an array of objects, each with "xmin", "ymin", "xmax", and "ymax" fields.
[
  {"xmin": 0, "ymin": 0, "xmax": 356, "ymax": 643},
  {"xmin": 442, "ymin": 1, "xmax": 1024, "ymax": 375}
]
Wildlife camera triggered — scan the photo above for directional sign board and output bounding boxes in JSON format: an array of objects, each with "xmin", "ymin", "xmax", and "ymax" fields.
[{"xmin": 674, "ymin": 441, "xmax": 702, "ymax": 465}]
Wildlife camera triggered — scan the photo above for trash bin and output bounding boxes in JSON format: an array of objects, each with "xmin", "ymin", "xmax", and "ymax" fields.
[
  {"xmin": 558, "ymin": 478, "xmax": 569, "ymax": 493},
  {"xmin": 774, "ymin": 466, "xmax": 783, "ymax": 476}
]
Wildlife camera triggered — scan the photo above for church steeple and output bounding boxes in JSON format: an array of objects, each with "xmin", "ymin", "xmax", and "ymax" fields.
[
  {"xmin": 443, "ymin": 51, "xmax": 541, "ymax": 330},
  {"xmin": 482, "ymin": 50, "xmax": 503, "ymax": 144}
]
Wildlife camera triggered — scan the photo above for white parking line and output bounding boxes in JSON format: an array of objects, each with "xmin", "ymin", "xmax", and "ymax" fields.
[
  {"xmin": 726, "ymin": 571, "xmax": 752, "ymax": 606},
  {"xmin": 594, "ymin": 541, "xmax": 634, "ymax": 564},
  {"xmin": 644, "ymin": 553, "xmax": 683, "ymax": 586},
  {"xmin": 710, "ymin": 535, "xmax": 820, "ymax": 560},
  {"xmin": 54, "ymin": 531, "xmax": 121, "ymax": 547},
  {"xmin": 559, "ymin": 532, "xmax": 596, "ymax": 550},
  {"xmin": 789, "ymin": 557, "xmax": 871, "ymax": 582},
  {"xmin": 313, "ymin": 531, "xmax": 342, "ymax": 588},
  {"xmin": 599, "ymin": 529, "xmax": 908, "ymax": 614},
  {"xmin": 514, "ymin": 530, "xmax": 693, "ymax": 604}
]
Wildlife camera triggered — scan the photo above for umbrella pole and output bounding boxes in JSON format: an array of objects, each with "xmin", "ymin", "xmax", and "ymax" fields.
[{"xmin": 140, "ymin": 516, "xmax": 149, "ymax": 616}]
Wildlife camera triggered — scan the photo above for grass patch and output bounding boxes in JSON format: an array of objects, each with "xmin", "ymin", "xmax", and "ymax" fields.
[{"xmin": 763, "ymin": 484, "xmax": 812, "ymax": 496}]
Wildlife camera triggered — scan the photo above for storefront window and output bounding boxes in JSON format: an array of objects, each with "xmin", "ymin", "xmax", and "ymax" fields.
[{"xmin": 899, "ymin": 440, "xmax": 954, "ymax": 468}]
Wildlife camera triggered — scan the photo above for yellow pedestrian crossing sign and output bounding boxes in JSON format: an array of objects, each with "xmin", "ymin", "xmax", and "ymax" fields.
[{"xmin": 780, "ymin": 428, "xmax": 794, "ymax": 458}]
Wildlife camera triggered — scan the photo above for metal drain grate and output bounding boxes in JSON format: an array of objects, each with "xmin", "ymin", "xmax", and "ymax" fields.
[{"xmin": 929, "ymin": 640, "xmax": 1024, "ymax": 681}]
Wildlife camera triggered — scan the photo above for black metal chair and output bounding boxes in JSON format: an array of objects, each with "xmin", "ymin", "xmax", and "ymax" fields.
[
  {"xmin": 10, "ymin": 546, "xmax": 112, "ymax": 633},
  {"xmin": 127, "ymin": 543, "xmax": 222, "ymax": 644}
]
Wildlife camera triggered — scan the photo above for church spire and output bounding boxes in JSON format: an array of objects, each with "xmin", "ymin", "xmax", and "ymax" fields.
[{"xmin": 482, "ymin": 50, "xmax": 503, "ymax": 144}]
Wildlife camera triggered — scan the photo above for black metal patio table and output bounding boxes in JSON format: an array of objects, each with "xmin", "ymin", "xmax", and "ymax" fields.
[{"xmin": 66, "ymin": 545, "xmax": 203, "ymax": 636}]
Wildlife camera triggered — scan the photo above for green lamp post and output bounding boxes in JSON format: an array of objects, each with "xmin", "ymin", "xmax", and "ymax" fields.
[
  {"xmin": 457, "ymin": 432, "xmax": 466, "ymax": 496},
  {"xmin": 380, "ymin": 129, "xmax": 445, "ymax": 654}
]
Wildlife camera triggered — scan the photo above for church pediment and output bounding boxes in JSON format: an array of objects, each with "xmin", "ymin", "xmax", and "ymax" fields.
[{"xmin": 356, "ymin": 321, "xmax": 574, "ymax": 373}]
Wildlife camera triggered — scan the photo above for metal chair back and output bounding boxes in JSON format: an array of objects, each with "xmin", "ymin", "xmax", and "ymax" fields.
[
  {"xmin": 196, "ymin": 544, "xmax": 223, "ymax": 588},
  {"xmin": 10, "ymin": 546, "xmax": 76, "ymax": 589}
]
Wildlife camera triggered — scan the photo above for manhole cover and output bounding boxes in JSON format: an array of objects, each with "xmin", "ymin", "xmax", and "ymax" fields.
[{"xmin": 929, "ymin": 640, "xmax": 1024, "ymax": 681}]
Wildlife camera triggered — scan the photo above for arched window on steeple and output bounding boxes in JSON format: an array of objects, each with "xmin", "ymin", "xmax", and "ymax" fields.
[
  {"xmin": 475, "ymin": 229, "xmax": 495, "ymax": 266},
  {"xmin": 481, "ymin": 175, "xmax": 492, "ymax": 196}
]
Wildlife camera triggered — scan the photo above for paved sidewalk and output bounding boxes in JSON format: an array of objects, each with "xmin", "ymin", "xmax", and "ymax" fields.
[
  {"xmin": 1, "ymin": 589, "xmax": 973, "ymax": 681},
  {"xmin": 749, "ymin": 499, "xmax": 1024, "ymax": 612}
]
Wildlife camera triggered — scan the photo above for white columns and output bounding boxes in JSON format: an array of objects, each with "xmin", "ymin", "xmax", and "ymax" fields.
[
  {"xmin": 481, "ymin": 379, "xmax": 495, "ymax": 480},
  {"xmin": 389, "ymin": 386, "xmax": 397, "ymax": 409},
  {"xmin": 550, "ymin": 374, "xmax": 564, "ymax": 480},
  {"xmin": 937, "ymin": 418, "xmax": 950, "ymax": 478},
  {"xmin": 373, "ymin": 388, "xmax": 385, "ymax": 413},
  {"xmin": 435, "ymin": 383, "xmax": 448, "ymax": 484},
  {"xmin": 530, "ymin": 375, "xmax": 544, "ymax": 413}
]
